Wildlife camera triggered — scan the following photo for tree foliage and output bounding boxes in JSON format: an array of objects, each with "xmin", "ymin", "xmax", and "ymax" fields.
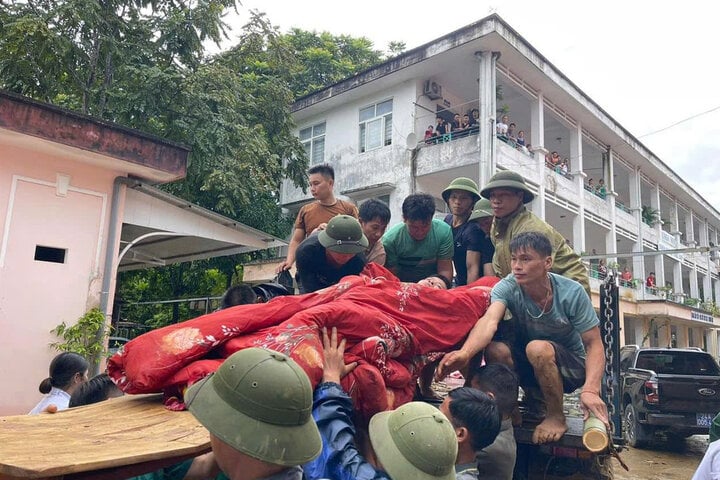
[{"xmin": 0, "ymin": 2, "xmax": 398, "ymax": 326}]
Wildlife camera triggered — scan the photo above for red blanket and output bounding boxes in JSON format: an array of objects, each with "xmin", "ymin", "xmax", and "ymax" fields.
[{"xmin": 108, "ymin": 264, "xmax": 498, "ymax": 418}]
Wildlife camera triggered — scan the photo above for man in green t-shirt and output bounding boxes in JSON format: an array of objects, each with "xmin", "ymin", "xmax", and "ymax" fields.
[{"xmin": 382, "ymin": 193, "xmax": 453, "ymax": 283}]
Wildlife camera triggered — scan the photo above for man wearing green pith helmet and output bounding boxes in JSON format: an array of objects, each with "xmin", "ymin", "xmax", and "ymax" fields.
[
  {"xmin": 184, "ymin": 348, "xmax": 322, "ymax": 480},
  {"xmin": 442, "ymin": 178, "xmax": 494, "ymax": 285},
  {"xmin": 480, "ymin": 170, "xmax": 589, "ymax": 294}
]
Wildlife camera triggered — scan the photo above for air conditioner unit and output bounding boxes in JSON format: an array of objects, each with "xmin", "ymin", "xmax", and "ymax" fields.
[{"xmin": 424, "ymin": 80, "xmax": 443, "ymax": 100}]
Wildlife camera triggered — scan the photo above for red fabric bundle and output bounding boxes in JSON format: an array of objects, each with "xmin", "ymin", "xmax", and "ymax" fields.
[{"xmin": 108, "ymin": 264, "xmax": 498, "ymax": 417}]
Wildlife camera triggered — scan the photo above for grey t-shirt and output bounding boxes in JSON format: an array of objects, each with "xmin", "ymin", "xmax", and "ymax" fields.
[
  {"xmin": 475, "ymin": 418, "xmax": 516, "ymax": 480},
  {"xmin": 491, "ymin": 272, "xmax": 599, "ymax": 357}
]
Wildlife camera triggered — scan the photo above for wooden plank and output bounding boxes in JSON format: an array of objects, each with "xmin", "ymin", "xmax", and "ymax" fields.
[{"xmin": 0, "ymin": 394, "xmax": 210, "ymax": 479}]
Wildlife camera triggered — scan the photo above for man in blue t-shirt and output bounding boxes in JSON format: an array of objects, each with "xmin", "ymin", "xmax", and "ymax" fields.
[
  {"xmin": 438, "ymin": 231, "xmax": 609, "ymax": 445},
  {"xmin": 382, "ymin": 193, "xmax": 453, "ymax": 283},
  {"xmin": 441, "ymin": 177, "xmax": 489, "ymax": 286}
]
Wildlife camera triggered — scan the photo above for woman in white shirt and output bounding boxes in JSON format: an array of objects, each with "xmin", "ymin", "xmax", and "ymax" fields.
[{"xmin": 29, "ymin": 352, "xmax": 89, "ymax": 414}]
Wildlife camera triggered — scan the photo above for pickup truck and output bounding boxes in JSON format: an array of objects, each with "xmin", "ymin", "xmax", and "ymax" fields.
[{"xmin": 620, "ymin": 345, "xmax": 720, "ymax": 447}]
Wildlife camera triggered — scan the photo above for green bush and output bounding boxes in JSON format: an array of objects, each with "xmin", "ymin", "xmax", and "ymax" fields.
[{"xmin": 50, "ymin": 308, "xmax": 108, "ymax": 369}]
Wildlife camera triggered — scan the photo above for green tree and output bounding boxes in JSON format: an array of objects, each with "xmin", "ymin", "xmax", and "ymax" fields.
[{"xmin": 277, "ymin": 28, "xmax": 384, "ymax": 97}]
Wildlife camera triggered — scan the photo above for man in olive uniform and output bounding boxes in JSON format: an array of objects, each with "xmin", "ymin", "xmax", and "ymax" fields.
[{"xmin": 481, "ymin": 170, "xmax": 589, "ymax": 294}]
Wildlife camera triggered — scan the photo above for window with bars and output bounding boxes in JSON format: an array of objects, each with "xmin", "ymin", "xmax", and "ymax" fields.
[
  {"xmin": 359, "ymin": 99, "xmax": 392, "ymax": 153},
  {"xmin": 300, "ymin": 122, "xmax": 326, "ymax": 165}
]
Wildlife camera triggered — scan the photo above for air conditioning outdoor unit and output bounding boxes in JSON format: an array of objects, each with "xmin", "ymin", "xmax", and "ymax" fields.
[{"xmin": 424, "ymin": 80, "xmax": 443, "ymax": 100}]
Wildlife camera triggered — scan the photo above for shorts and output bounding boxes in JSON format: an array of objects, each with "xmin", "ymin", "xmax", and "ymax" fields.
[{"xmin": 509, "ymin": 340, "xmax": 586, "ymax": 394}]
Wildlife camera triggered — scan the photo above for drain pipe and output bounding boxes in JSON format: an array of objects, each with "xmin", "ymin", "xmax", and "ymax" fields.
[{"xmin": 94, "ymin": 176, "xmax": 138, "ymax": 374}]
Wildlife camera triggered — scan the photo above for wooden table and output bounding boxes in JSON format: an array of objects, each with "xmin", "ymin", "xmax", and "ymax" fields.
[{"xmin": 0, "ymin": 394, "xmax": 211, "ymax": 480}]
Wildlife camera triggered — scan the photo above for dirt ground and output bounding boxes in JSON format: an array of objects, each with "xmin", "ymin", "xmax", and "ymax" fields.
[{"xmin": 613, "ymin": 435, "xmax": 707, "ymax": 480}]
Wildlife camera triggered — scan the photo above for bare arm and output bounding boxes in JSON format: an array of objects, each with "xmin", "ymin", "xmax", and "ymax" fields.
[
  {"xmin": 436, "ymin": 259, "xmax": 454, "ymax": 285},
  {"xmin": 276, "ymin": 227, "xmax": 305, "ymax": 273},
  {"xmin": 482, "ymin": 262, "xmax": 495, "ymax": 277},
  {"xmin": 436, "ymin": 301, "xmax": 506, "ymax": 379},
  {"xmin": 579, "ymin": 326, "xmax": 610, "ymax": 425},
  {"xmin": 466, "ymin": 251, "xmax": 481, "ymax": 284}
]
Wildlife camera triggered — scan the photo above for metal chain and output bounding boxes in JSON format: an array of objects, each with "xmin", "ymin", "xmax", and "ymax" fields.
[{"xmin": 601, "ymin": 272, "xmax": 616, "ymax": 432}]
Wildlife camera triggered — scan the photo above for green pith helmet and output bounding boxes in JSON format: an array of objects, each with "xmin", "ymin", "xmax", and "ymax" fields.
[
  {"xmin": 480, "ymin": 170, "xmax": 535, "ymax": 203},
  {"xmin": 441, "ymin": 177, "xmax": 481, "ymax": 204},
  {"xmin": 368, "ymin": 401, "xmax": 457, "ymax": 480},
  {"xmin": 185, "ymin": 348, "xmax": 321, "ymax": 466},
  {"xmin": 318, "ymin": 214, "xmax": 369, "ymax": 254},
  {"xmin": 469, "ymin": 198, "xmax": 494, "ymax": 221}
]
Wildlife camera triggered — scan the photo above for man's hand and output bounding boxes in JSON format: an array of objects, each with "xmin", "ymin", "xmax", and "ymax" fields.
[
  {"xmin": 580, "ymin": 390, "xmax": 610, "ymax": 430},
  {"xmin": 435, "ymin": 349, "xmax": 470, "ymax": 381},
  {"xmin": 311, "ymin": 222, "xmax": 328, "ymax": 234},
  {"xmin": 275, "ymin": 260, "xmax": 293, "ymax": 273},
  {"xmin": 322, "ymin": 327, "xmax": 358, "ymax": 384},
  {"xmin": 42, "ymin": 404, "xmax": 58, "ymax": 414}
]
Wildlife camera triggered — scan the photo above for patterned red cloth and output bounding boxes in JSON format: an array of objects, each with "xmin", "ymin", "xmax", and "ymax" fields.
[{"xmin": 108, "ymin": 264, "xmax": 498, "ymax": 418}]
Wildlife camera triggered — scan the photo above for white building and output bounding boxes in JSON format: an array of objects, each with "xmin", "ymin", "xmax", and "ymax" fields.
[{"xmin": 280, "ymin": 14, "xmax": 720, "ymax": 354}]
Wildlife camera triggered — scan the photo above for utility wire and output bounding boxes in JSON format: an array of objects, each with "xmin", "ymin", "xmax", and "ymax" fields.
[{"xmin": 637, "ymin": 105, "xmax": 720, "ymax": 139}]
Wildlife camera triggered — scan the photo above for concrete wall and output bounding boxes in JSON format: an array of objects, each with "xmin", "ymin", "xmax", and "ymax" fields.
[{"xmin": 0, "ymin": 148, "xmax": 122, "ymax": 414}]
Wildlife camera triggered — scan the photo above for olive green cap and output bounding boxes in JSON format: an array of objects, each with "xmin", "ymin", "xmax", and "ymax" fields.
[
  {"xmin": 369, "ymin": 401, "xmax": 457, "ymax": 480},
  {"xmin": 185, "ymin": 348, "xmax": 321, "ymax": 466},
  {"xmin": 468, "ymin": 198, "xmax": 494, "ymax": 221},
  {"xmin": 480, "ymin": 170, "xmax": 535, "ymax": 203},
  {"xmin": 318, "ymin": 214, "xmax": 369, "ymax": 254},
  {"xmin": 441, "ymin": 177, "xmax": 481, "ymax": 204}
]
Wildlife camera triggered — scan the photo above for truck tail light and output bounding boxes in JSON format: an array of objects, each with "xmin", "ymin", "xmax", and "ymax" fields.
[{"xmin": 644, "ymin": 379, "xmax": 659, "ymax": 404}]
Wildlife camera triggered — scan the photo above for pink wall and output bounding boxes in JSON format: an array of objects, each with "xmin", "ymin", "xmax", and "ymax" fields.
[{"xmin": 0, "ymin": 146, "xmax": 125, "ymax": 415}]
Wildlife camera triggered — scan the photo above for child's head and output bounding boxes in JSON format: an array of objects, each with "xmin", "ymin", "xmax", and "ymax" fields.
[
  {"xmin": 440, "ymin": 387, "xmax": 501, "ymax": 452},
  {"xmin": 69, "ymin": 373, "xmax": 123, "ymax": 407},
  {"xmin": 467, "ymin": 363, "xmax": 519, "ymax": 419}
]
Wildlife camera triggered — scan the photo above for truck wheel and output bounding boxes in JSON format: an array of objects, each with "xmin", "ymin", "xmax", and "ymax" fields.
[{"xmin": 624, "ymin": 404, "xmax": 652, "ymax": 448}]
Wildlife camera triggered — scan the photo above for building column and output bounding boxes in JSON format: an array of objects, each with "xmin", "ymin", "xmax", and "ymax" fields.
[
  {"xmin": 652, "ymin": 183, "xmax": 664, "ymax": 283},
  {"xmin": 476, "ymin": 51, "xmax": 499, "ymax": 187},
  {"xmin": 532, "ymin": 148, "xmax": 547, "ymax": 220},
  {"xmin": 530, "ymin": 93, "xmax": 545, "ymax": 153},
  {"xmin": 606, "ymin": 149, "xmax": 618, "ymax": 269},
  {"xmin": 571, "ymin": 123, "xmax": 585, "ymax": 253},
  {"xmin": 629, "ymin": 166, "xmax": 644, "ymax": 282},
  {"xmin": 673, "ymin": 262, "xmax": 683, "ymax": 296},
  {"xmin": 686, "ymin": 210, "xmax": 695, "ymax": 246},
  {"xmin": 714, "ymin": 278, "xmax": 720, "ymax": 304}
]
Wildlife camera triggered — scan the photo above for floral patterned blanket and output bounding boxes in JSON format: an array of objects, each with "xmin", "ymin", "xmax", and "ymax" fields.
[{"xmin": 107, "ymin": 264, "xmax": 497, "ymax": 418}]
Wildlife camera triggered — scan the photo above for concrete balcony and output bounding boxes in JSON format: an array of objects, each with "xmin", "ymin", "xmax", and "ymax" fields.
[{"xmin": 415, "ymin": 133, "xmax": 480, "ymax": 177}]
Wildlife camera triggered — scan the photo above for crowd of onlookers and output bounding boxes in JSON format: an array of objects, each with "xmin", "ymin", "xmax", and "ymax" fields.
[
  {"xmin": 585, "ymin": 178, "xmax": 607, "ymax": 199},
  {"xmin": 495, "ymin": 114, "xmax": 531, "ymax": 155},
  {"xmin": 424, "ymin": 109, "xmax": 480, "ymax": 143}
]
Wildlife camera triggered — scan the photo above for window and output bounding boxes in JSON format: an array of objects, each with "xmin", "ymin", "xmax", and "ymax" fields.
[
  {"xmin": 34, "ymin": 245, "xmax": 66, "ymax": 264},
  {"xmin": 359, "ymin": 99, "xmax": 392, "ymax": 153},
  {"xmin": 299, "ymin": 122, "xmax": 326, "ymax": 165}
]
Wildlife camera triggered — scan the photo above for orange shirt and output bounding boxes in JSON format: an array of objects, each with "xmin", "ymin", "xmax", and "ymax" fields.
[{"xmin": 294, "ymin": 200, "xmax": 359, "ymax": 237}]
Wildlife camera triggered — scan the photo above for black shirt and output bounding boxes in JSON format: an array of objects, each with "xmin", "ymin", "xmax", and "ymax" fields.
[
  {"xmin": 296, "ymin": 234, "xmax": 367, "ymax": 293},
  {"xmin": 444, "ymin": 214, "xmax": 495, "ymax": 285}
]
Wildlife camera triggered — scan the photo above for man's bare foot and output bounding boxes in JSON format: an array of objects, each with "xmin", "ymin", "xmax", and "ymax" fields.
[{"xmin": 531, "ymin": 414, "xmax": 568, "ymax": 444}]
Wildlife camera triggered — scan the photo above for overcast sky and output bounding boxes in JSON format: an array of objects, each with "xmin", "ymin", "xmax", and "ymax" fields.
[{"xmin": 219, "ymin": 1, "xmax": 720, "ymax": 212}]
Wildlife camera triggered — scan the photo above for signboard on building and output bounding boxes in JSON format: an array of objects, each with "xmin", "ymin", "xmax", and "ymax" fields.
[{"xmin": 691, "ymin": 311, "xmax": 714, "ymax": 324}]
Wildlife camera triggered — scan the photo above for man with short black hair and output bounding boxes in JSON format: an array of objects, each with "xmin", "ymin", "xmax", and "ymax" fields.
[
  {"xmin": 438, "ymin": 231, "xmax": 608, "ymax": 445},
  {"xmin": 220, "ymin": 284, "xmax": 257, "ymax": 308},
  {"xmin": 382, "ymin": 193, "xmax": 453, "ymax": 283},
  {"xmin": 296, "ymin": 215, "xmax": 368, "ymax": 293},
  {"xmin": 359, "ymin": 199, "xmax": 391, "ymax": 266},
  {"xmin": 278, "ymin": 163, "xmax": 358, "ymax": 273},
  {"xmin": 467, "ymin": 364, "xmax": 519, "ymax": 480},
  {"xmin": 185, "ymin": 348, "xmax": 322, "ymax": 480},
  {"xmin": 438, "ymin": 387, "xmax": 501, "ymax": 480}
]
